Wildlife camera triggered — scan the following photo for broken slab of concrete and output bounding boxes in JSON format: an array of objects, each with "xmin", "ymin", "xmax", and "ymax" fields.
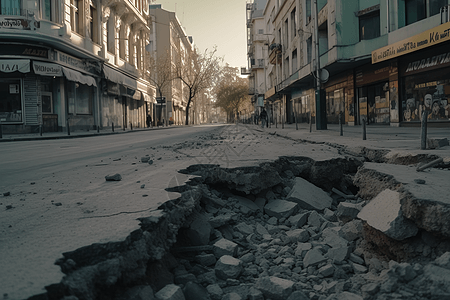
[
  {"xmin": 264, "ymin": 200, "xmax": 298, "ymax": 219},
  {"xmin": 357, "ymin": 189, "xmax": 418, "ymax": 241},
  {"xmin": 427, "ymin": 138, "xmax": 449, "ymax": 149},
  {"xmin": 354, "ymin": 162, "xmax": 450, "ymax": 238},
  {"xmin": 286, "ymin": 177, "xmax": 332, "ymax": 211}
]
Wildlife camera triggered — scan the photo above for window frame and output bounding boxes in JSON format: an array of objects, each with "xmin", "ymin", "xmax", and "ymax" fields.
[{"xmin": 359, "ymin": 10, "xmax": 381, "ymax": 41}]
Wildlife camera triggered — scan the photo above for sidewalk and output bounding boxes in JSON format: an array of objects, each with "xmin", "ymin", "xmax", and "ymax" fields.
[
  {"xmin": 252, "ymin": 122, "xmax": 450, "ymax": 160},
  {"xmin": 0, "ymin": 125, "xmax": 178, "ymax": 142}
]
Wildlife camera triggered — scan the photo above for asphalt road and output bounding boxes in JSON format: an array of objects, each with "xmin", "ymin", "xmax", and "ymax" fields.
[{"xmin": 0, "ymin": 125, "xmax": 224, "ymax": 188}]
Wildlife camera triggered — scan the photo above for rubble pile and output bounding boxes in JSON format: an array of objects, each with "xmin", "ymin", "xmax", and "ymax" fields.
[{"xmin": 119, "ymin": 167, "xmax": 450, "ymax": 300}]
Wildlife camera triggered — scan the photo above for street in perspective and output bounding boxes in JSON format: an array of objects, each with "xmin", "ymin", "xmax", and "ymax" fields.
[{"xmin": 2, "ymin": 0, "xmax": 450, "ymax": 300}]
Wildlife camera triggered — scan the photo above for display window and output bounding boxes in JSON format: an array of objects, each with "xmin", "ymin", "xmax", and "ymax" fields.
[
  {"xmin": 0, "ymin": 79, "xmax": 22, "ymax": 123},
  {"xmin": 402, "ymin": 68, "xmax": 450, "ymax": 122},
  {"xmin": 67, "ymin": 81, "xmax": 93, "ymax": 115}
]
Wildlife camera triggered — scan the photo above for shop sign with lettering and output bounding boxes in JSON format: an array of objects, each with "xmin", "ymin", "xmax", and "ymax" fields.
[
  {"xmin": 0, "ymin": 59, "xmax": 30, "ymax": 73},
  {"xmin": 0, "ymin": 44, "xmax": 48, "ymax": 58},
  {"xmin": 372, "ymin": 22, "xmax": 450, "ymax": 64},
  {"xmin": 55, "ymin": 51, "xmax": 87, "ymax": 72},
  {"xmin": 0, "ymin": 16, "xmax": 40, "ymax": 30}
]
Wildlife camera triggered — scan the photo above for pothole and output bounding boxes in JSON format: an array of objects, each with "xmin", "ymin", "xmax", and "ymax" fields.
[{"xmin": 42, "ymin": 154, "xmax": 450, "ymax": 300}]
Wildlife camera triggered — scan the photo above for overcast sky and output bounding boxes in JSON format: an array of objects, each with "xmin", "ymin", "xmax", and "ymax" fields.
[{"xmin": 153, "ymin": 0, "xmax": 249, "ymax": 68}]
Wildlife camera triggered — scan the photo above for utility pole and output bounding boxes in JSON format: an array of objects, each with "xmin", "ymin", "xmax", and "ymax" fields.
[{"xmin": 314, "ymin": 0, "xmax": 327, "ymax": 130}]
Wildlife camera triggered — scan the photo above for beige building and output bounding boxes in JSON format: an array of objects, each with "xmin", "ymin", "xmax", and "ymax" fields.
[{"xmin": 149, "ymin": 4, "xmax": 194, "ymax": 125}]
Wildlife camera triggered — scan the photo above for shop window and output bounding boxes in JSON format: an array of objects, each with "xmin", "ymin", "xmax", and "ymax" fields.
[
  {"xmin": 0, "ymin": 0, "xmax": 21, "ymax": 15},
  {"xmin": 0, "ymin": 79, "xmax": 22, "ymax": 122},
  {"xmin": 70, "ymin": 0, "xmax": 83, "ymax": 35},
  {"xmin": 40, "ymin": 0, "xmax": 61, "ymax": 23},
  {"xmin": 403, "ymin": 72, "xmax": 450, "ymax": 122},
  {"xmin": 67, "ymin": 83, "xmax": 93, "ymax": 115},
  {"xmin": 359, "ymin": 11, "xmax": 380, "ymax": 41},
  {"xmin": 41, "ymin": 92, "xmax": 53, "ymax": 114},
  {"xmin": 89, "ymin": 2, "xmax": 98, "ymax": 44}
]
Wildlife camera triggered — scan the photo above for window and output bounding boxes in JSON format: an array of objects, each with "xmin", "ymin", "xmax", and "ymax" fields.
[
  {"xmin": 71, "ymin": 0, "xmax": 83, "ymax": 35},
  {"xmin": 406, "ymin": 0, "xmax": 427, "ymax": 25},
  {"xmin": 359, "ymin": 11, "xmax": 380, "ymax": 40},
  {"xmin": 318, "ymin": 23, "xmax": 328, "ymax": 55},
  {"xmin": 305, "ymin": 0, "xmax": 312, "ymax": 23},
  {"xmin": 306, "ymin": 37, "xmax": 312, "ymax": 65},
  {"xmin": 41, "ymin": 0, "xmax": 60, "ymax": 23},
  {"xmin": 292, "ymin": 49, "xmax": 298, "ymax": 71},
  {"xmin": 258, "ymin": 29, "xmax": 264, "ymax": 34},
  {"xmin": 0, "ymin": 79, "xmax": 22, "ymax": 122},
  {"xmin": 284, "ymin": 19, "xmax": 289, "ymax": 47},
  {"xmin": 67, "ymin": 83, "xmax": 93, "ymax": 115},
  {"xmin": 89, "ymin": 3, "xmax": 98, "ymax": 43},
  {"xmin": 430, "ymin": 0, "xmax": 448, "ymax": 16},
  {"xmin": 0, "ymin": 0, "xmax": 21, "ymax": 15},
  {"xmin": 107, "ymin": 15, "xmax": 115, "ymax": 53},
  {"xmin": 291, "ymin": 8, "xmax": 297, "ymax": 38}
]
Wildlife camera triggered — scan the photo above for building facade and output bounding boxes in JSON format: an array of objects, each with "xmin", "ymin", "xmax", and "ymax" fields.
[
  {"xmin": 149, "ymin": 5, "xmax": 194, "ymax": 126},
  {"xmin": 0, "ymin": 0, "xmax": 159, "ymax": 134},
  {"xmin": 245, "ymin": 0, "xmax": 450, "ymax": 127}
]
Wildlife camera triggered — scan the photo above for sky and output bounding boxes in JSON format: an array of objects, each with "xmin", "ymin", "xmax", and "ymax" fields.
[{"xmin": 154, "ymin": 0, "xmax": 249, "ymax": 68}]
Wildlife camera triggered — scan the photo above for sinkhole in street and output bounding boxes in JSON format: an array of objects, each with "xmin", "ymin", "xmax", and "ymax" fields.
[{"xmin": 54, "ymin": 155, "xmax": 450, "ymax": 300}]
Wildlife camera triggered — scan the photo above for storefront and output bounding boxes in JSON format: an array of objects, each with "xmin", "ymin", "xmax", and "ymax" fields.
[
  {"xmin": 324, "ymin": 71, "xmax": 354, "ymax": 125},
  {"xmin": 399, "ymin": 43, "xmax": 450, "ymax": 124},
  {"xmin": 355, "ymin": 61, "xmax": 398, "ymax": 125}
]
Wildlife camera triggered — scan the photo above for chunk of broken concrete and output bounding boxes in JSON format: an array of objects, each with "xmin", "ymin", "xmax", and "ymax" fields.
[
  {"xmin": 154, "ymin": 284, "xmax": 185, "ymax": 300},
  {"xmin": 303, "ymin": 248, "xmax": 327, "ymax": 268},
  {"xmin": 214, "ymin": 255, "xmax": 242, "ymax": 280},
  {"xmin": 254, "ymin": 276, "xmax": 294, "ymax": 300},
  {"xmin": 264, "ymin": 200, "xmax": 298, "ymax": 219},
  {"xmin": 427, "ymin": 137, "xmax": 449, "ymax": 149},
  {"xmin": 357, "ymin": 189, "xmax": 418, "ymax": 240},
  {"xmin": 213, "ymin": 238, "xmax": 238, "ymax": 258},
  {"xmin": 336, "ymin": 202, "xmax": 362, "ymax": 223},
  {"xmin": 286, "ymin": 177, "xmax": 332, "ymax": 211},
  {"xmin": 105, "ymin": 174, "xmax": 122, "ymax": 181}
]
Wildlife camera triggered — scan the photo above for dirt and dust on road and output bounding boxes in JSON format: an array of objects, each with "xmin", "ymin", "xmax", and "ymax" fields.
[{"xmin": 1, "ymin": 124, "xmax": 450, "ymax": 300}]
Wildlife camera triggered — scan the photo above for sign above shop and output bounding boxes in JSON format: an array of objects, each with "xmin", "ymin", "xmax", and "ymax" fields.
[
  {"xmin": 372, "ymin": 22, "xmax": 450, "ymax": 64},
  {"xmin": 33, "ymin": 61, "xmax": 63, "ymax": 77},
  {"xmin": 0, "ymin": 59, "xmax": 30, "ymax": 73}
]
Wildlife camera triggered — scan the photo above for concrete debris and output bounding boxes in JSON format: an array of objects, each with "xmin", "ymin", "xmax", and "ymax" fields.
[
  {"xmin": 264, "ymin": 199, "xmax": 298, "ymax": 219},
  {"xmin": 358, "ymin": 189, "xmax": 418, "ymax": 240},
  {"xmin": 335, "ymin": 202, "xmax": 362, "ymax": 223},
  {"xmin": 212, "ymin": 238, "xmax": 238, "ymax": 258},
  {"xmin": 427, "ymin": 137, "xmax": 449, "ymax": 149},
  {"xmin": 286, "ymin": 177, "xmax": 333, "ymax": 211},
  {"xmin": 254, "ymin": 276, "xmax": 294, "ymax": 300},
  {"xmin": 215, "ymin": 255, "xmax": 243, "ymax": 279},
  {"xmin": 105, "ymin": 173, "xmax": 122, "ymax": 181},
  {"xmin": 154, "ymin": 284, "xmax": 185, "ymax": 300}
]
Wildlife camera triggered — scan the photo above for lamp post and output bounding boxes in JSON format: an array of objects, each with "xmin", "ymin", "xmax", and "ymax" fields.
[{"xmin": 313, "ymin": 0, "xmax": 327, "ymax": 130}]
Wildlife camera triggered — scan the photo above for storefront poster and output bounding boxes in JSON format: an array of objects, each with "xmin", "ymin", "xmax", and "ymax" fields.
[{"xmin": 390, "ymin": 81, "xmax": 399, "ymax": 122}]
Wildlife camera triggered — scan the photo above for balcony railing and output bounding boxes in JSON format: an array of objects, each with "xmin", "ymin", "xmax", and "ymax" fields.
[{"xmin": 241, "ymin": 67, "xmax": 251, "ymax": 75}]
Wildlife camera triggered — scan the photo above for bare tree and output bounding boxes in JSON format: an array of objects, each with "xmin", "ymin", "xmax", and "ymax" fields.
[
  {"xmin": 215, "ymin": 74, "xmax": 250, "ymax": 123},
  {"xmin": 174, "ymin": 47, "xmax": 222, "ymax": 125},
  {"xmin": 148, "ymin": 50, "xmax": 173, "ymax": 98}
]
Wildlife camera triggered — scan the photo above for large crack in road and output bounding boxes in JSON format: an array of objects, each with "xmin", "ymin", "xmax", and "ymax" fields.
[{"xmin": 2, "ymin": 124, "xmax": 449, "ymax": 300}]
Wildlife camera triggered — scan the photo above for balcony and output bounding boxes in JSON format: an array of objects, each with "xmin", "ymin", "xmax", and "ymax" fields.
[
  {"xmin": 269, "ymin": 43, "xmax": 282, "ymax": 65},
  {"xmin": 241, "ymin": 67, "xmax": 251, "ymax": 76},
  {"xmin": 249, "ymin": 87, "xmax": 256, "ymax": 95}
]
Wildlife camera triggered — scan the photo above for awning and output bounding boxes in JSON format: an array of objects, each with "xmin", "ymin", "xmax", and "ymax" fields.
[
  {"xmin": 103, "ymin": 65, "xmax": 137, "ymax": 89},
  {"xmin": 63, "ymin": 67, "xmax": 97, "ymax": 87},
  {"xmin": 142, "ymin": 93, "xmax": 153, "ymax": 103},
  {"xmin": 33, "ymin": 61, "xmax": 62, "ymax": 77},
  {"xmin": 0, "ymin": 59, "xmax": 30, "ymax": 73}
]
